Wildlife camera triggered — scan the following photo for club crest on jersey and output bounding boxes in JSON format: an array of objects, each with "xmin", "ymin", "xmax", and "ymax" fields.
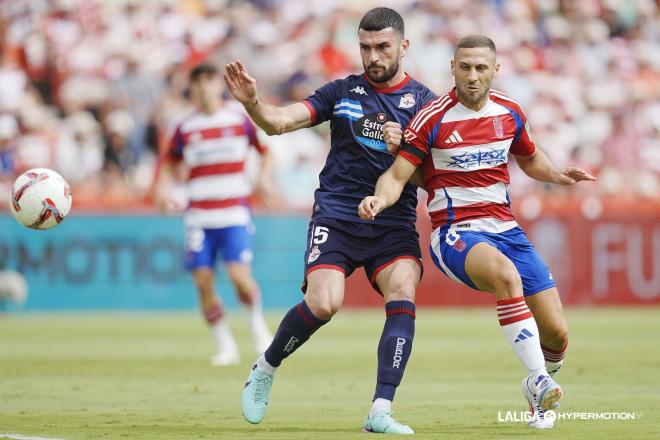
[
  {"xmin": 399, "ymin": 92, "xmax": 415, "ymax": 109},
  {"xmin": 308, "ymin": 246, "xmax": 321, "ymax": 263},
  {"xmin": 493, "ymin": 116, "xmax": 504, "ymax": 139},
  {"xmin": 353, "ymin": 112, "xmax": 389, "ymax": 152}
]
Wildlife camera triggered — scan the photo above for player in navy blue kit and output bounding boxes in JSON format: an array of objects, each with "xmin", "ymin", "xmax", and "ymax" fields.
[{"xmin": 224, "ymin": 8, "xmax": 435, "ymax": 434}]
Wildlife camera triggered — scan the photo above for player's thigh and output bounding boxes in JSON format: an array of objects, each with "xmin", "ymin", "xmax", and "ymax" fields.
[
  {"xmin": 375, "ymin": 258, "xmax": 421, "ymax": 303},
  {"xmin": 464, "ymin": 242, "xmax": 519, "ymax": 292},
  {"xmin": 219, "ymin": 225, "xmax": 254, "ymax": 266},
  {"xmin": 184, "ymin": 226, "xmax": 217, "ymax": 272},
  {"xmin": 502, "ymin": 228, "xmax": 556, "ymax": 296},
  {"xmin": 191, "ymin": 267, "xmax": 215, "ymax": 296},
  {"xmin": 225, "ymin": 262, "xmax": 256, "ymax": 289},
  {"xmin": 305, "ymin": 268, "xmax": 345, "ymax": 319},
  {"xmin": 366, "ymin": 225, "xmax": 422, "ymax": 298},
  {"xmin": 525, "ymin": 287, "xmax": 568, "ymax": 344},
  {"xmin": 430, "ymin": 228, "xmax": 520, "ymax": 294}
]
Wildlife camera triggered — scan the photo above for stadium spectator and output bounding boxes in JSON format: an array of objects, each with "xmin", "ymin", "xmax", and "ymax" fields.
[{"xmin": 0, "ymin": 0, "xmax": 659, "ymax": 209}]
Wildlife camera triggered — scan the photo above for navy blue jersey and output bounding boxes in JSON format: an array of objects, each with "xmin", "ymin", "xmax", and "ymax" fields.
[{"xmin": 303, "ymin": 73, "xmax": 436, "ymax": 226}]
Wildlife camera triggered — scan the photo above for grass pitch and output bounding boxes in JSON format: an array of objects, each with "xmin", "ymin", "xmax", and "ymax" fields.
[{"xmin": 1, "ymin": 308, "xmax": 659, "ymax": 439}]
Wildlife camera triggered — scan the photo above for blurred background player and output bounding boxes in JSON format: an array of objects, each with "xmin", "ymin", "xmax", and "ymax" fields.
[
  {"xmin": 359, "ymin": 35, "xmax": 596, "ymax": 429},
  {"xmin": 155, "ymin": 64, "xmax": 274, "ymax": 366},
  {"xmin": 225, "ymin": 7, "xmax": 436, "ymax": 434}
]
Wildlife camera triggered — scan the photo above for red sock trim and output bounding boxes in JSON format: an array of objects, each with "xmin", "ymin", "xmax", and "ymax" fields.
[
  {"xmin": 385, "ymin": 308, "xmax": 416, "ymax": 318},
  {"xmin": 497, "ymin": 297, "xmax": 532, "ymax": 325},
  {"xmin": 541, "ymin": 342, "xmax": 567, "ymax": 362}
]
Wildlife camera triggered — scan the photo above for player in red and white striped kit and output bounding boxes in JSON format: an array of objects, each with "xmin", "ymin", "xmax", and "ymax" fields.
[
  {"xmin": 359, "ymin": 35, "xmax": 596, "ymax": 429},
  {"xmin": 156, "ymin": 64, "xmax": 274, "ymax": 366}
]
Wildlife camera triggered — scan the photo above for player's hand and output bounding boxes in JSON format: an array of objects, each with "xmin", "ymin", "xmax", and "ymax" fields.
[
  {"xmin": 155, "ymin": 192, "xmax": 185, "ymax": 214},
  {"xmin": 383, "ymin": 121, "xmax": 403, "ymax": 154},
  {"xmin": 223, "ymin": 60, "xmax": 258, "ymax": 107},
  {"xmin": 557, "ymin": 167, "xmax": 597, "ymax": 185},
  {"xmin": 254, "ymin": 178, "xmax": 284, "ymax": 210},
  {"xmin": 358, "ymin": 195, "xmax": 386, "ymax": 221}
]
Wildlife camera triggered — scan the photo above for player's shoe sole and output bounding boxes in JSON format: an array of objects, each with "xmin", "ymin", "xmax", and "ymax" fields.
[{"xmin": 242, "ymin": 363, "xmax": 274, "ymax": 424}]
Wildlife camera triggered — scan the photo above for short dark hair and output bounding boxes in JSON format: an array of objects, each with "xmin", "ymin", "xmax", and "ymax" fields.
[
  {"xmin": 358, "ymin": 7, "xmax": 404, "ymax": 36},
  {"xmin": 189, "ymin": 63, "xmax": 219, "ymax": 82},
  {"xmin": 456, "ymin": 35, "xmax": 497, "ymax": 53}
]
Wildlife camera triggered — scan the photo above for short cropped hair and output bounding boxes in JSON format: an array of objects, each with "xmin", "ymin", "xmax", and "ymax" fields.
[
  {"xmin": 358, "ymin": 7, "xmax": 404, "ymax": 36},
  {"xmin": 456, "ymin": 35, "xmax": 497, "ymax": 53},
  {"xmin": 189, "ymin": 63, "xmax": 219, "ymax": 82}
]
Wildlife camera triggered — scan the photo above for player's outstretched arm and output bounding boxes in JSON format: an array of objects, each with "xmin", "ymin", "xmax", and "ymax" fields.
[
  {"xmin": 224, "ymin": 60, "xmax": 311, "ymax": 135},
  {"xmin": 514, "ymin": 148, "xmax": 596, "ymax": 185},
  {"xmin": 358, "ymin": 156, "xmax": 418, "ymax": 220},
  {"xmin": 383, "ymin": 121, "xmax": 425, "ymax": 187}
]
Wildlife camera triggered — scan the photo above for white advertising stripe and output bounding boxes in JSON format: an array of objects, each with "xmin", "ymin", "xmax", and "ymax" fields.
[
  {"xmin": 431, "ymin": 138, "xmax": 512, "ymax": 172},
  {"xmin": 333, "ymin": 101, "xmax": 362, "ymax": 111},
  {"xmin": 183, "ymin": 138, "xmax": 249, "ymax": 166},
  {"xmin": 428, "ymin": 182, "xmax": 509, "ymax": 212},
  {"xmin": 441, "ymin": 100, "xmax": 510, "ymax": 123},
  {"xmin": 332, "ymin": 109, "xmax": 364, "ymax": 119},
  {"xmin": 187, "ymin": 173, "xmax": 250, "ymax": 201},
  {"xmin": 184, "ymin": 205, "xmax": 251, "ymax": 229}
]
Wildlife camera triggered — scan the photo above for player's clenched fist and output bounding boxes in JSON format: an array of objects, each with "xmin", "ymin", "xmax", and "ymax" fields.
[
  {"xmin": 358, "ymin": 195, "xmax": 386, "ymax": 221},
  {"xmin": 383, "ymin": 121, "xmax": 403, "ymax": 154}
]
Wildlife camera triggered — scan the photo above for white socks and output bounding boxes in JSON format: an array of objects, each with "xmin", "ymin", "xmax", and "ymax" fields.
[
  {"xmin": 497, "ymin": 297, "xmax": 546, "ymax": 375},
  {"xmin": 370, "ymin": 398, "xmax": 392, "ymax": 417}
]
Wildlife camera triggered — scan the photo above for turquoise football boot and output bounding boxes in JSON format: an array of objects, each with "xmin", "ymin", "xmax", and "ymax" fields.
[{"xmin": 242, "ymin": 363, "xmax": 274, "ymax": 424}]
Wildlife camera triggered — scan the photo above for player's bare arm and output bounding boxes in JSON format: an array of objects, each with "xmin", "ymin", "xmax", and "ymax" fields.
[
  {"xmin": 224, "ymin": 60, "xmax": 311, "ymax": 135},
  {"xmin": 514, "ymin": 148, "xmax": 596, "ymax": 185},
  {"xmin": 254, "ymin": 149, "xmax": 282, "ymax": 209},
  {"xmin": 383, "ymin": 121, "xmax": 425, "ymax": 187},
  {"xmin": 358, "ymin": 156, "xmax": 417, "ymax": 220},
  {"xmin": 154, "ymin": 160, "xmax": 180, "ymax": 213}
]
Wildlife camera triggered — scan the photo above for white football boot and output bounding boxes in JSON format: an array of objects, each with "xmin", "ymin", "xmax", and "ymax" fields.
[{"xmin": 522, "ymin": 372, "xmax": 562, "ymax": 429}]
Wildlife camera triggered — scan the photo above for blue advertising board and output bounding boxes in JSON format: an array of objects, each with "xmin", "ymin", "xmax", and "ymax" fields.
[{"xmin": 0, "ymin": 214, "xmax": 309, "ymax": 311}]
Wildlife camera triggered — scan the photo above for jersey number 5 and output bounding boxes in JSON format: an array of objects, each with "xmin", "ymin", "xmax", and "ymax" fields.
[{"xmin": 312, "ymin": 226, "xmax": 329, "ymax": 245}]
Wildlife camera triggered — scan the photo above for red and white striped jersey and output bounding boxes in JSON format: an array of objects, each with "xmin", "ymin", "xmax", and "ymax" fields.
[
  {"xmin": 167, "ymin": 106, "xmax": 266, "ymax": 228},
  {"xmin": 400, "ymin": 88, "xmax": 536, "ymax": 233}
]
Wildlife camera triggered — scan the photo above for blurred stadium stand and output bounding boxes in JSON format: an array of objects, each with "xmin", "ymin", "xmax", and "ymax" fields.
[{"xmin": 1, "ymin": 0, "xmax": 659, "ymax": 308}]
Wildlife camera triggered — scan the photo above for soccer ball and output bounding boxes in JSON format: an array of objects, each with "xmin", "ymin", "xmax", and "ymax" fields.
[{"xmin": 9, "ymin": 168, "xmax": 72, "ymax": 230}]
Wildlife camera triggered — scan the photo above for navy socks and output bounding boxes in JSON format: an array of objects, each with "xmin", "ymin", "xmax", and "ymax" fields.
[
  {"xmin": 264, "ymin": 300, "xmax": 328, "ymax": 367},
  {"xmin": 374, "ymin": 300, "xmax": 416, "ymax": 401}
]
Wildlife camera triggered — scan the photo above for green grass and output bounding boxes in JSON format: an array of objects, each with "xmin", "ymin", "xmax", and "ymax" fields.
[{"xmin": 1, "ymin": 308, "xmax": 659, "ymax": 439}]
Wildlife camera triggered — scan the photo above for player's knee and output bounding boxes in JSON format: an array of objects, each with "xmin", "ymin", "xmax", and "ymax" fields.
[
  {"xmin": 305, "ymin": 288, "xmax": 341, "ymax": 320},
  {"xmin": 382, "ymin": 279, "xmax": 415, "ymax": 302},
  {"xmin": 491, "ymin": 266, "xmax": 523, "ymax": 298},
  {"xmin": 545, "ymin": 325, "xmax": 568, "ymax": 349}
]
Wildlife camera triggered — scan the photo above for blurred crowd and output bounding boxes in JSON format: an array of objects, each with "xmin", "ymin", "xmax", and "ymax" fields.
[{"xmin": 0, "ymin": 0, "xmax": 659, "ymax": 212}]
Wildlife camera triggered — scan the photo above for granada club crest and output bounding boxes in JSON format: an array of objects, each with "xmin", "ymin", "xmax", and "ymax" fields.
[{"xmin": 493, "ymin": 116, "xmax": 504, "ymax": 139}]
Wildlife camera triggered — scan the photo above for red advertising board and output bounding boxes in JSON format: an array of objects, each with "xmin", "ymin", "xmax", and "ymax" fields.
[{"xmin": 343, "ymin": 197, "xmax": 660, "ymax": 307}]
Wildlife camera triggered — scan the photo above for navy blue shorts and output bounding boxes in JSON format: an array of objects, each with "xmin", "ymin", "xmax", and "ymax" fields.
[
  {"xmin": 184, "ymin": 224, "xmax": 254, "ymax": 270},
  {"xmin": 302, "ymin": 218, "xmax": 422, "ymax": 294},
  {"xmin": 429, "ymin": 226, "xmax": 555, "ymax": 296}
]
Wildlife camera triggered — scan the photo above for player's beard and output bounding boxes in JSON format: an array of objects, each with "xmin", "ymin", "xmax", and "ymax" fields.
[
  {"xmin": 364, "ymin": 58, "xmax": 400, "ymax": 84},
  {"xmin": 458, "ymin": 80, "xmax": 492, "ymax": 107}
]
